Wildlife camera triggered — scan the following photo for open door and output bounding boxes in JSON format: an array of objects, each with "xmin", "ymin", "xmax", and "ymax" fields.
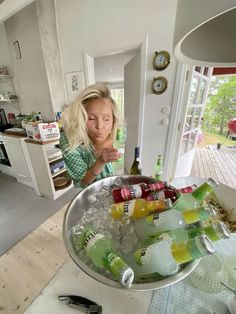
[
  {"xmin": 175, "ymin": 66, "xmax": 212, "ymax": 177},
  {"xmin": 123, "ymin": 50, "xmax": 142, "ymax": 173}
]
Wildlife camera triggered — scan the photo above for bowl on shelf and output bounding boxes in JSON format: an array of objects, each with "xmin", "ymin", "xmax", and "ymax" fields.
[
  {"xmin": 53, "ymin": 175, "xmax": 71, "ymax": 190},
  {"xmin": 62, "ymin": 175, "xmax": 200, "ymax": 291}
]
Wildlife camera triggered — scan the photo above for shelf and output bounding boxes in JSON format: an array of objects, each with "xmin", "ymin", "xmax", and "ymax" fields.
[
  {"xmin": 0, "ymin": 75, "xmax": 12, "ymax": 79},
  {"xmin": 47, "ymin": 155, "xmax": 63, "ymax": 163},
  {"xmin": 0, "ymin": 99, "xmax": 18, "ymax": 102},
  {"xmin": 51, "ymin": 168, "xmax": 67, "ymax": 178}
]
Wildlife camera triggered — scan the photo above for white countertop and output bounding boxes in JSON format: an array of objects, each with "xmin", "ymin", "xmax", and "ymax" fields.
[{"xmin": 24, "ymin": 257, "xmax": 153, "ymax": 314}]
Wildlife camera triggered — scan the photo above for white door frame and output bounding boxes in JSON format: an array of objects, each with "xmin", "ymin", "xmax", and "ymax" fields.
[
  {"xmin": 164, "ymin": 62, "xmax": 192, "ymax": 182},
  {"xmin": 83, "ymin": 36, "xmax": 148, "ymax": 150}
]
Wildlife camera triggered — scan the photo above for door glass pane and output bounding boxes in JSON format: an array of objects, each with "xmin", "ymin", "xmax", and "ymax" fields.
[
  {"xmin": 188, "ymin": 77, "xmax": 199, "ymax": 105},
  {"xmin": 198, "ymin": 79, "xmax": 206, "ymax": 103},
  {"xmin": 180, "ymin": 134, "xmax": 189, "ymax": 155},
  {"xmin": 187, "ymin": 131, "xmax": 196, "ymax": 150}
]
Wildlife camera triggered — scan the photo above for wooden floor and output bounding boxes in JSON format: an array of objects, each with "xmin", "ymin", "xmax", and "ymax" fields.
[
  {"xmin": 191, "ymin": 146, "xmax": 236, "ymax": 189},
  {"xmin": 0, "ymin": 205, "xmax": 68, "ymax": 314}
]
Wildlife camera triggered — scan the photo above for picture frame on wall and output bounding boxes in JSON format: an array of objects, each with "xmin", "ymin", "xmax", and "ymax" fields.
[{"xmin": 65, "ymin": 71, "xmax": 85, "ymax": 103}]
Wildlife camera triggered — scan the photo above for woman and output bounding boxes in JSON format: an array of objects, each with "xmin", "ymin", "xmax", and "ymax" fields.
[{"xmin": 60, "ymin": 83, "xmax": 124, "ymax": 188}]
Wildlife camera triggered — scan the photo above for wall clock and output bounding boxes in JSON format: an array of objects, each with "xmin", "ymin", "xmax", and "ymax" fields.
[
  {"xmin": 152, "ymin": 76, "xmax": 168, "ymax": 95},
  {"xmin": 153, "ymin": 51, "xmax": 170, "ymax": 71}
]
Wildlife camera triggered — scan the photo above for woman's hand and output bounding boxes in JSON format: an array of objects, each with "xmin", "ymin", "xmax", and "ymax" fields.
[{"xmin": 97, "ymin": 148, "xmax": 121, "ymax": 163}]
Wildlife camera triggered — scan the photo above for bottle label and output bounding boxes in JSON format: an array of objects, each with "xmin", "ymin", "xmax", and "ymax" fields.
[
  {"xmin": 145, "ymin": 213, "xmax": 159, "ymax": 226},
  {"xmin": 149, "ymin": 182, "xmax": 164, "ymax": 191},
  {"xmin": 83, "ymin": 232, "xmax": 105, "ymax": 252},
  {"xmin": 123, "ymin": 200, "xmax": 135, "ymax": 217},
  {"xmin": 121, "ymin": 184, "xmax": 142, "ymax": 200},
  {"xmin": 135, "ymin": 247, "xmax": 151, "ymax": 266}
]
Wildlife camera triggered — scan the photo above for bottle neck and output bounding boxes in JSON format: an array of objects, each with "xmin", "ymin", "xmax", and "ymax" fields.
[
  {"xmin": 191, "ymin": 181, "xmax": 214, "ymax": 201},
  {"xmin": 171, "ymin": 235, "xmax": 215, "ymax": 264},
  {"xmin": 134, "ymin": 147, "xmax": 140, "ymax": 158}
]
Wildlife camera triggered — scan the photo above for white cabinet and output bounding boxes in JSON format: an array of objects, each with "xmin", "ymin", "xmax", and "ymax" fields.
[
  {"xmin": 25, "ymin": 140, "xmax": 73, "ymax": 200},
  {"xmin": 2, "ymin": 135, "xmax": 33, "ymax": 186}
]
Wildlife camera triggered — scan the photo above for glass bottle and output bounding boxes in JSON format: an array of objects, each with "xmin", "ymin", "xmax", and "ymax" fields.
[
  {"xmin": 154, "ymin": 155, "xmax": 163, "ymax": 180},
  {"xmin": 134, "ymin": 235, "xmax": 215, "ymax": 277},
  {"xmin": 78, "ymin": 228, "xmax": 134, "ymax": 288},
  {"xmin": 113, "ymin": 127, "xmax": 126, "ymax": 175},
  {"xmin": 110, "ymin": 198, "xmax": 172, "ymax": 220},
  {"xmin": 146, "ymin": 185, "xmax": 196, "ymax": 202},
  {"xmin": 147, "ymin": 221, "xmax": 231, "ymax": 244},
  {"xmin": 173, "ymin": 178, "xmax": 217, "ymax": 211},
  {"xmin": 130, "ymin": 147, "xmax": 142, "ymax": 175},
  {"xmin": 133, "ymin": 206, "xmax": 216, "ymax": 240},
  {"xmin": 112, "ymin": 181, "xmax": 165, "ymax": 203}
]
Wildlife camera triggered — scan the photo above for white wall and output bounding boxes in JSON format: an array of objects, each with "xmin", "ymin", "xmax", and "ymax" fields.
[
  {"xmin": 94, "ymin": 51, "xmax": 136, "ymax": 83},
  {"xmin": 55, "ymin": 0, "xmax": 178, "ymax": 176},
  {"xmin": 4, "ymin": 1, "xmax": 54, "ymax": 120}
]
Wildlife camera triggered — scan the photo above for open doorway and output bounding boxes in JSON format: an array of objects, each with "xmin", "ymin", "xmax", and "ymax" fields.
[
  {"xmin": 84, "ymin": 38, "xmax": 147, "ymax": 174},
  {"xmin": 172, "ymin": 65, "xmax": 236, "ymax": 188},
  {"xmin": 190, "ymin": 70, "xmax": 236, "ymax": 188}
]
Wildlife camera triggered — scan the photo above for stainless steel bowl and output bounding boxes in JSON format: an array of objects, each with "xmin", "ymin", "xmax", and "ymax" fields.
[{"xmin": 63, "ymin": 175, "xmax": 200, "ymax": 291}]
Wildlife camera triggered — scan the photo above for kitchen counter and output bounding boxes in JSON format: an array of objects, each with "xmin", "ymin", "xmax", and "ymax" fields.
[
  {"xmin": 24, "ymin": 257, "xmax": 153, "ymax": 314},
  {"xmin": 0, "ymin": 130, "xmax": 27, "ymax": 138}
]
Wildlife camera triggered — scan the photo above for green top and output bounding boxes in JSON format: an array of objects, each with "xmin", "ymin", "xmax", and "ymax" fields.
[{"xmin": 59, "ymin": 131, "xmax": 114, "ymax": 188}]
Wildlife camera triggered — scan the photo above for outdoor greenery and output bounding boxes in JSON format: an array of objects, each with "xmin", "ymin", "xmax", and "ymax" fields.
[
  {"xmin": 198, "ymin": 130, "xmax": 235, "ymax": 148},
  {"xmin": 202, "ymin": 75, "xmax": 236, "ymax": 135}
]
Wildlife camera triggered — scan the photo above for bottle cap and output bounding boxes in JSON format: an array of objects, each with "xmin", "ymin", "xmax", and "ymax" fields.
[
  {"xmin": 119, "ymin": 266, "xmax": 134, "ymax": 288},
  {"xmin": 134, "ymin": 147, "xmax": 140, "ymax": 156},
  {"xmin": 195, "ymin": 235, "xmax": 215, "ymax": 255},
  {"xmin": 207, "ymin": 178, "xmax": 218, "ymax": 187},
  {"xmin": 164, "ymin": 198, "xmax": 173, "ymax": 209},
  {"xmin": 213, "ymin": 222, "xmax": 231, "ymax": 239}
]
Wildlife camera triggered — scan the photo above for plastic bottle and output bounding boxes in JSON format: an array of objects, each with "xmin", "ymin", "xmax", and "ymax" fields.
[
  {"xmin": 78, "ymin": 228, "xmax": 134, "ymax": 288},
  {"xmin": 130, "ymin": 147, "xmax": 142, "ymax": 175},
  {"xmin": 154, "ymin": 155, "xmax": 163, "ymax": 180},
  {"xmin": 133, "ymin": 206, "xmax": 216, "ymax": 240},
  {"xmin": 113, "ymin": 127, "xmax": 126, "ymax": 175},
  {"xmin": 112, "ymin": 181, "xmax": 165, "ymax": 203},
  {"xmin": 110, "ymin": 198, "xmax": 172, "ymax": 220},
  {"xmin": 134, "ymin": 235, "xmax": 215, "ymax": 277},
  {"xmin": 146, "ymin": 221, "xmax": 231, "ymax": 244},
  {"xmin": 173, "ymin": 178, "xmax": 217, "ymax": 211}
]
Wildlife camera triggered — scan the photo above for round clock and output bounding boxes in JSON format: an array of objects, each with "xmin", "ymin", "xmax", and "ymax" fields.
[
  {"xmin": 152, "ymin": 76, "xmax": 168, "ymax": 95},
  {"xmin": 153, "ymin": 51, "xmax": 170, "ymax": 71}
]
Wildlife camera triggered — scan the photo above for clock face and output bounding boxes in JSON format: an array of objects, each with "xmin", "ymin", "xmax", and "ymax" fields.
[
  {"xmin": 152, "ymin": 77, "xmax": 168, "ymax": 94},
  {"xmin": 153, "ymin": 51, "xmax": 170, "ymax": 70}
]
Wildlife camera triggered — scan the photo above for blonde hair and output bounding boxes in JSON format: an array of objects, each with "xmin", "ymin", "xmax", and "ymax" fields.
[{"xmin": 61, "ymin": 83, "xmax": 124, "ymax": 150}]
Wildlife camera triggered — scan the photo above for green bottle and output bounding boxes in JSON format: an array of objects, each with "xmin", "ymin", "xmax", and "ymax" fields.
[
  {"xmin": 173, "ymin": 178, "xmax": 217, "ymax": 211},
  {"xmin": 130, "ymin": 147, "xmax": 143, "ymax": 175},
  {"xmin": 146, "ymin": 221, "xmax": 231, "ymax": 245},
  {"xmin": 113, "ymin": 127, "xmax": 126, "ymax": 175},
  {"xmin": 154, "ymin": 155, "xmax": 163, "ymax": 180},
  {"xmin": 78, "ymin": 228, "xmax": 134, "ymax": 288}
]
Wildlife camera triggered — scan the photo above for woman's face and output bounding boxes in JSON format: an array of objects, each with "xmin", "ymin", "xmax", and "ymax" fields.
[{"xmin": 86, "ymin": 98, "xmax": 114, "ymax": 144}]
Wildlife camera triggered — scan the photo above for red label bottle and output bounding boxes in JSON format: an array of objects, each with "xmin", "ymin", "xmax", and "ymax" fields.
[{"xmin": 112, "ymin": 181, "xmax": 165, "ymax": 203}]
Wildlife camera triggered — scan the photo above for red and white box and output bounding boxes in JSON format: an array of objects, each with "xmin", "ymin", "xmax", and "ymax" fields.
[{"xmin": 25, "ymin": 122, "xmax": 60, "ymax": 141}]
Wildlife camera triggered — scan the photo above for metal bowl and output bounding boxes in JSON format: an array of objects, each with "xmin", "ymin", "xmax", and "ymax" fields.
[{"xmin": 63, "ymin": 175, "xmax": 200, "ymax": 291}]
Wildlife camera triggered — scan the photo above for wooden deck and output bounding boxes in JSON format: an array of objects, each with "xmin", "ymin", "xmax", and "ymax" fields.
[{"xmin": 191, "ymin": 146, "xmax": 236, "ymax": 189}]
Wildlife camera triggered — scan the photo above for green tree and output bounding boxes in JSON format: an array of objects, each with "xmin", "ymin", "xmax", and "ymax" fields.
[{"xmin": 203, "ymin": 76, "xmax": 236, "ymax": 135}]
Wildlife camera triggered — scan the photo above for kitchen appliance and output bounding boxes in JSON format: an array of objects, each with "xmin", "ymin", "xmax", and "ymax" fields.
[
  {"xmin": 0, "ymin": 108, "xmax": 12, "ymax": 131},
  {"xmin": 0, "ymin": 138, "xmax": 11, "ymax": 166}
]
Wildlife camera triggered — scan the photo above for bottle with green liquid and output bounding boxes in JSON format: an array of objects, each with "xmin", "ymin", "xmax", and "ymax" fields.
[
  {"xmin": 77, "ymin": 227, "xmax": 134, "ymax": 288},
  {"xmin": 113, "ymin": 127, "xmax": 126, "ymax": 175},
  {"xmin": 133, "ymin": 235, "xmax": 215, "ymax": 277},
  {"xmin": 146, "ymin": 221, "xmax": 231, "ymax": 244},
  {"xmin": 134, "ymin": 206, "xmax": 216, "ymax": 240},
  {"xmin": 173, "ymin": 178, "xmax": 217, "ymax": 211},
  {"xmin": 154, "ymin": 155, "xmax": 163, "ymax": 180}
]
